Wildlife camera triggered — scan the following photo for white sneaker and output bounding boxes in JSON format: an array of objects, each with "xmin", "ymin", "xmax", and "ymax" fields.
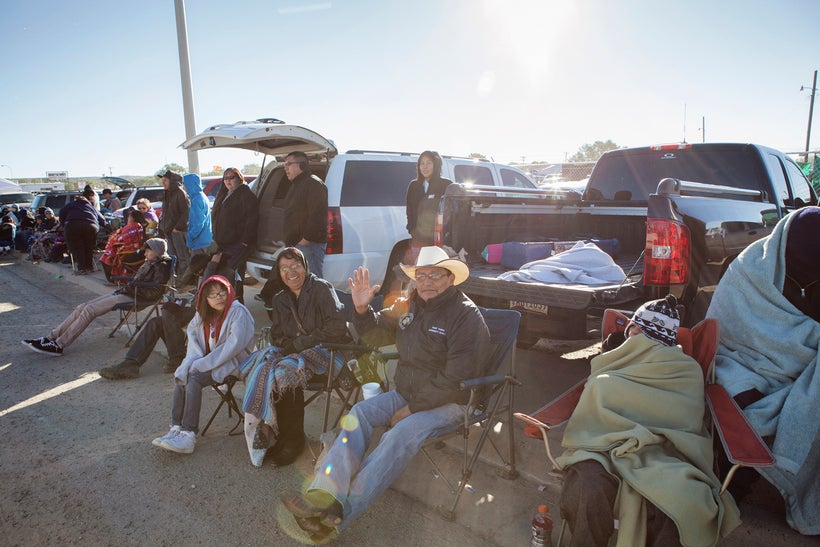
[
  {"xmin": 161, "ymin": 429, "xmax": 196, "ymax": 454},
  {"xmin": 152, "ymin": 425, "xmax": 181, "ymax": 447}
]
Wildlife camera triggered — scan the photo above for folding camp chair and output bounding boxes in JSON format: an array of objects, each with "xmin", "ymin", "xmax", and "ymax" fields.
[
  {"xmin": 514, "ymin": 309, "xmax": 775, "ymax": 545},
  {"xmin": 420, "ymin": 307, "xmax": 522, "ymax": 521},
  {"xmin": 307, "ymin": 290, "xmax": 391, "ymax": 432},
  {"xmin": 108, "ymin": 255, "xmax": 177, "ymax": 347},
  {"xmin": 201, "ymin": 375, "xmax": 243, "ymax": 437}
]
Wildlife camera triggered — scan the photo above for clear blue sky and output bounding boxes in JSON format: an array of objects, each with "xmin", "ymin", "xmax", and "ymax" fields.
[{"xmin": 2, "ymin": 0, "xmax": 818, "ymax": 178}]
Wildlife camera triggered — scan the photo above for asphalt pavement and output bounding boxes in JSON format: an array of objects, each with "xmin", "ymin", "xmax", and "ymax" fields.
[{"xmin": 0, "ymin": 252, "xmax": 813, "ymax": 546}]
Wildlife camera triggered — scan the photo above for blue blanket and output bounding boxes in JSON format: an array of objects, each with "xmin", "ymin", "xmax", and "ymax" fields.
[{"xmin": 706, "ymin": 212, "xmax": 820, "ymax": 535}]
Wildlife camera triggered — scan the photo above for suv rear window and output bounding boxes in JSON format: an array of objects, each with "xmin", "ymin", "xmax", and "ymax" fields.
[
  {"xmin": 133, "ymin": 188, "xmax": 164, "ymax": 203},
  {"xmin": 586, "ymin": 146, "xmax": 763, "ymax": 202},
  {"xmin": 340, "ymin": 161, "xmax": 417, "ymax": 207}
]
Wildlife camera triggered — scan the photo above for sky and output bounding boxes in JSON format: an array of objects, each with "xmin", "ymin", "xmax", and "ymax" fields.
[{"xmin": 1, "ymin": 0, "xmax": 819, "ymax": 179}]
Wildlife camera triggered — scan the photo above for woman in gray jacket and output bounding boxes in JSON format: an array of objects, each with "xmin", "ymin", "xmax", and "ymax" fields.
[{"xmin": 152, "ymin": 275, "xmax": 255, "ymax": 454}]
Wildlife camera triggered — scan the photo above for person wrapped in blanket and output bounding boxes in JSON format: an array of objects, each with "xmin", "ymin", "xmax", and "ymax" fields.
[
  {"xmin": 151, "ymin": 275, "xmax": 255, "ymax": 454},
  {"xmin": 240, "ymin": 246, "xmax": 350, "ymax": 467},
  {"xmin": 558, "ymin": 294, "xmax": 740, "ymax": 547},
  {"xmin": 706, "ymin": 206, "xmax": 820, "ymax": 535},
  {"xmin": 100, "ymin": 208, "xmax": 146, "ymax": 281}
]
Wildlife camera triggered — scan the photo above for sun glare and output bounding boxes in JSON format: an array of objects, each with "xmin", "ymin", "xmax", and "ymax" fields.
[{"xmin": 480, "ymin": 0, "xmax": 574, "ymax": 89}]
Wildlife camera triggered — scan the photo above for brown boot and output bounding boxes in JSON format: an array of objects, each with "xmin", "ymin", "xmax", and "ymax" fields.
[{"xmin": 99, "ymin": 360, "xmax": 140, "ymax": 380}]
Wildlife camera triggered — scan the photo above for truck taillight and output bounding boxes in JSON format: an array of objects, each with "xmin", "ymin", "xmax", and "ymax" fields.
[
  {"xmin": 644, "ymin": 219, "xmax": 690, "ymax": 285},
  {"xmin": 434, "ymin": 211, "xmax": 443, "ymax": 246},
  {"xmin": 326, "ymin": 207, "xmax": 342, "ymax": 255}
]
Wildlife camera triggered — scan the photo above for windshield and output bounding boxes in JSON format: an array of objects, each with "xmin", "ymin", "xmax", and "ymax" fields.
[
  {"xmin": 1, "ymin": 192, "xmax": 35, "ymax": 204},
  {"xmin": 586, "ymin": 145, "xmax": 763, "ymax": 202}
]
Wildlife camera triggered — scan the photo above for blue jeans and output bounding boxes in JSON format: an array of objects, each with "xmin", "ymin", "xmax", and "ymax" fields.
[
  {"xmin": 296, "ymin": 242, "xmax": 325, "ymax": 279},
  {"xmin": 309, "ymin": 390, "xmax": 464, "ymax": 529},
  {"xmin": 171, "ymin": 371, "xmax": 217, "ymax": 433}
]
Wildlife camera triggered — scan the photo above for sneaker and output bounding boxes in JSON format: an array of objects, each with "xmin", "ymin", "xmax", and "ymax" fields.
[
  {"xmin": 160, "ymin": 429, "xmax": 196, "ymax": 454},
  {"xmin": 25, "ymin": 339, "xmax": 63, "ymax": 356},
  {"xmin": 152, "ymin": 425, "xmax": 181, "ymax": 447},
  {"xmin": 99, "ymin": 361, "xmax": 140, "ymax": 380},
  {"xmin": 22, "ymin": 336, "xmax": 47, "ymax": 345}
]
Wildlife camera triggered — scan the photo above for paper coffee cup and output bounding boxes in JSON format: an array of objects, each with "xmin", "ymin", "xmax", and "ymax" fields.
[{"xmin": 362, "ymin": 382, "xmax": 382, "ymax": 399}]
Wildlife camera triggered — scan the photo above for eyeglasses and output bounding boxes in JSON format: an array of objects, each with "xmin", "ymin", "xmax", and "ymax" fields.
[
  {"xmin": 223, "ymin": 175, "xmax": 238, "ymax": 181},
  {"xmin": 206, "ymin": 290, "xmax": 228, "ymax": 300},
  {"xmin": 415, "ymin": 272, "xmax": 448, "ymax": 282},
  {"xmin": 279, "ymin": 262, "xmax": 304, "ymax": 273}
]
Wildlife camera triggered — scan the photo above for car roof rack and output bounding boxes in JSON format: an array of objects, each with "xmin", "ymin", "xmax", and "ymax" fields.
[
  {"xmin": 346, "ymin": 150, "xmax": 490, "ymax": 163},
  {"xmin": 346, "ymin": 149, "xmax": 417, "ymax": 156}
]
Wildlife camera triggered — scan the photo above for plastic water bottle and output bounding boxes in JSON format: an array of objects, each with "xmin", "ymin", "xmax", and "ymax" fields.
[{"xmin": 530, "ymin": 504, "xmax": 553, "ymax": 546}]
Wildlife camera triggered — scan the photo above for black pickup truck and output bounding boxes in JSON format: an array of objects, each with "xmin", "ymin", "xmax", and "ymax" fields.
[{"xmin": 435, "ymin": 143, "xmax": 817, "ymax": 346}]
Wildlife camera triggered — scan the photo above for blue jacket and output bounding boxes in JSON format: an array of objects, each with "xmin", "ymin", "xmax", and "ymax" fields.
[{"xmin": 183, "ymin": 174, "xmax": 213, "ymax": 251}]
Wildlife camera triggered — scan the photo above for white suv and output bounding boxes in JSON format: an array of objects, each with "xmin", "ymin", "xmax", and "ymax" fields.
[{"xmin": 181, "ymin": 119, "xmax": 537, "ymax": 290}]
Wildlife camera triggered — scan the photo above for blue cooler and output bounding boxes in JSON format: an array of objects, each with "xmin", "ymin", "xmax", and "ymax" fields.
[{"xmin": 501, "ymin": 242, "xmax": 554, "ymax": 269}]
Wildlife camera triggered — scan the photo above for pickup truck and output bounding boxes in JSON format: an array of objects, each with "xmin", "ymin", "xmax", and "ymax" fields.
[{"xmin": 435, "ymin": 143, "xmax": 817, "ymax": 346}]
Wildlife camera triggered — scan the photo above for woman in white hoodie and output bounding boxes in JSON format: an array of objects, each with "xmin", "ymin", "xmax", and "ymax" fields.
[{"xmin": 152, "ymin": 275, "xmax": 255, "ymax": 454}]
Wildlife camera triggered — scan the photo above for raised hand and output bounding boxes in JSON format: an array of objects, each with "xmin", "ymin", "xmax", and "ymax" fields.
[{"xmin": 348, "ymin": 266, "xmax": 380, "ymax": 314}]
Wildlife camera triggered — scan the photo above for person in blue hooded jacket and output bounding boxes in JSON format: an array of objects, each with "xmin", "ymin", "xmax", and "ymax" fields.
[{"xmin": 178, "ymin": 173, "xmax": 214, "ymax": 290}]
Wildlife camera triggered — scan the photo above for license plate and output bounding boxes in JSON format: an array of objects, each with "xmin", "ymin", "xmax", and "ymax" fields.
[{"xmin": 510, "ymin": 300, "xmax": 549, "ymax": 316}]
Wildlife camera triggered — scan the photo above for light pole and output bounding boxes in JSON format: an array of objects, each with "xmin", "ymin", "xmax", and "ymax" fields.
[
  {"xmin": 0, "ymin": 164, "xmax": 12, "ymax": 179},
  {"xmin": 801, "ymin": 70, "xmax": 817, "ymax": 162}
]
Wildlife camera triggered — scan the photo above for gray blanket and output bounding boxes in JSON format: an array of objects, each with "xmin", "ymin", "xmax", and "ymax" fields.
[{"xmin": 705, "ymin": 212, "xmax": 820, "ymax": 535}]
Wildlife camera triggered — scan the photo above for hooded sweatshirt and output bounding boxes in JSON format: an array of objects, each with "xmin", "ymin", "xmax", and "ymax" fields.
[
  {"xmin": 182, "ymin": 173, "xmax": 213, "ymax": 251},
  {"xmin": 174, "ymin": 275, "xmax": 256, "ymax": 384}
]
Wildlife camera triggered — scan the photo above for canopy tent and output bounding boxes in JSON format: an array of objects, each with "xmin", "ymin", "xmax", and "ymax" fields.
[{"xmin": 0, "ymin": 178, "xmax": 21, "ymax": 194}]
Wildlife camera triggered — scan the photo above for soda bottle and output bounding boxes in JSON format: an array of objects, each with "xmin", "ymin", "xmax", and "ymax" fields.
[{"xmin": 530, "ymin": 504, "xmax": 553, "ymax": 547}]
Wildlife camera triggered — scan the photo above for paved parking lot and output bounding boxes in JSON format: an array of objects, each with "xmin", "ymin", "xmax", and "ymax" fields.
[{"xmin": 0, "ymin": 254, "xmax": 812, "ymax": 546}]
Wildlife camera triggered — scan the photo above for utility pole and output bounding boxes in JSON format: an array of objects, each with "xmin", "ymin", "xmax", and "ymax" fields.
[
  {"xmin": 802, "ymin": 70, "xmax": 817, "ymax": 162},
  {"xmin": 174, "ymin": 0, "xmax": 199, "ymax": 175}
]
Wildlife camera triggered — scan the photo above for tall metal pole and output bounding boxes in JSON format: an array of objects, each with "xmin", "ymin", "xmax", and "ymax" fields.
[
  {"xmin": 805, "ymin": 70, "xmax": 817, "ymax": 162},
  {"xmin": 174, "ymin": 0, "xmax": 199, "ymax": 175}
]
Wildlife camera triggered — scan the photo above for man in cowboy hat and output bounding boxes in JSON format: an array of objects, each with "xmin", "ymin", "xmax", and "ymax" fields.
[{"xmin": 282, "ymin": 246, "xmax": 490, "ymax": 540}]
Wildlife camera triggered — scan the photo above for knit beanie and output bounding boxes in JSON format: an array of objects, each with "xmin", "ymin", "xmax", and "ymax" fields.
[
  {"xmin": 145, "ymin": 237, "xmax": 168, "ymax": 257},
  {"xmin": 629, "ymin": 294, "xmax": 680, "ymax": 346}
]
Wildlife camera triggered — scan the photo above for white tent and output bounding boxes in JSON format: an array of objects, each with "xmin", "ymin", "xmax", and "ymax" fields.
[{"xmin": 0, "ymin": 178, "xmax": 21, "ymax": 193}]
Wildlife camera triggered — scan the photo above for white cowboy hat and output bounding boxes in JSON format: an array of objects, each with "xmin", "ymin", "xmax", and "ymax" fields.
[{"xmin": 400, "ymin": 246, "xmax": 470, "ymax": 285}]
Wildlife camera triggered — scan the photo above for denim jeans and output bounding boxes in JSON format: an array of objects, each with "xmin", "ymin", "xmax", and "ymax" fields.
[
  {"xmin": 171, "ymin": 371, "xmax": 217, "ymax": 433},
  {"xmin": 309, "ymin": 390, "xmax": 464, "ymax": 529},
  {"xmin": 296, "ymin": 242, "xmax": 325, "ymax": 279}
]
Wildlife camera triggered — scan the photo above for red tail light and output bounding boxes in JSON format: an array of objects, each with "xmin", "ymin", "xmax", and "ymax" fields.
[
  {"xmin": 434, "ymin": 211, "xmax": 443, "ymax": 246},
  {"xmin": 644, "ymin": 218, "xmax": 690, "ymax": 285},
  {"xmin": 326, "ymin": 207, "xmax": 342, "ymax": 254}
]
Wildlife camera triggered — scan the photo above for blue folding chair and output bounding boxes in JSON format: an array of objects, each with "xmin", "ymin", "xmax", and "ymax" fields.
[{"xmin": 420, "ymin": 307, "xmax": 521, "ymax": 520}]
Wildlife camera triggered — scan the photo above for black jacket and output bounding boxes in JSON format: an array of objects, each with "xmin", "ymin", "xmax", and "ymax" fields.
[
  {"xmin": 278, "ymin": 171, "xmax": 328, "ymax": 245},
  {"xmin": 354, "ymin": 286, "xmax": 489, "ymax": 413},
  {"xmin": 59, "ymin": 199, "xmax": 107, "ymax": 229},
  {"xmin": 159, "ymin": 180, "xmax": 190, "ymax": 234},
  {"xmin": 211, "ymin": 183, "xmax": 259, "ymax": 268},
  {"xmin": 115, "ymin": 255, "xmax": 173, "ymax": 302},
  {"xmin": 405, "ymin": 176, "xmax": 453, "ymax": 244},
  {"xmin": 269, "ymin": 274, "xmax": 349, "ymax": 353}
]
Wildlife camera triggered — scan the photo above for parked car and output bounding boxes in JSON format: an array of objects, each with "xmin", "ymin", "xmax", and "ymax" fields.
[
  {"xmin": 181, "ymin": 118, "xmax": 539, "ymax": 291},
  {"xmin": 112, "ymin": 186, "xmax": 165, "ymax": 218},
  {"xmin": 1, "ymin": 192, "xmax": 36, "ymax": 209},
  {"xmin": 201, "ymin": 174, "xmax": 257, "ymax": 204},
  {"xmin": 31, "ymin": 191, "xmax": 81, "ymax": 215}
]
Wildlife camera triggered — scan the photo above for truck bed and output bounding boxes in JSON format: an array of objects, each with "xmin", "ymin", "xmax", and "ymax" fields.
[{"xmin": 463, "ymin": 255, "xmax": 645, "ymax": 311}]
